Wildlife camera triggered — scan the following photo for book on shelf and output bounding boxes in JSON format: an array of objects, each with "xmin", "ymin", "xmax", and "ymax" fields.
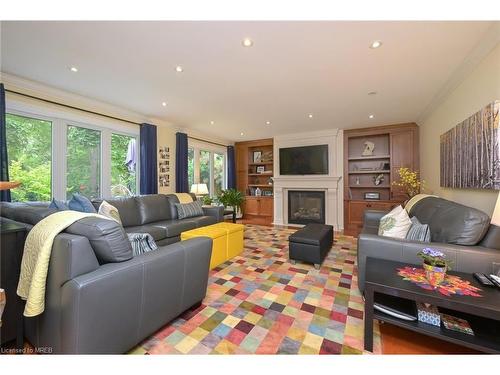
[{"xmin": 441, "ymin": 314, "xmax": 474, "ymax": 336}]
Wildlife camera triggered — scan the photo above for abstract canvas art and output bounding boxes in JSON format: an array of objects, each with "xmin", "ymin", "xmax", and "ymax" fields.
[{"xmin": 440, "ymin": 100, "xmax": 500, "ymax": 190}]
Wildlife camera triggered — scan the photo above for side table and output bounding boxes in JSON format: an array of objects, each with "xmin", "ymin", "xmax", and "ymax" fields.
[{"xmin": 0, "ymin": 217, "xmax": 27, "ymax": 351}]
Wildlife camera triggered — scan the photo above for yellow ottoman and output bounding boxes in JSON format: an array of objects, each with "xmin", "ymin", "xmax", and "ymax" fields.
[
  {"xmin": 181, "ymin": 226, "xmax": 227, "ymax": 269},
  {"xmin": 211, "ymin": 222, "xmax": 245, "ymax": 259}
]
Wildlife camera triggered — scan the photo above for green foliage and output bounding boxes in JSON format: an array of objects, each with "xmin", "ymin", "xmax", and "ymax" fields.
[
  {"xmin": 6, "ymin": 114, "xmax": 52, "ymax": 202},
  {"xmin": 111, "ymin": 133, "xmax": 136, "ymax": 196},
  {"xmin": 202, "ymin": 195, "xmax": 213, "ymax": 205},
  {"xmin": 217, "ymin": 188, "xmax": 244, "ymax": 223}
]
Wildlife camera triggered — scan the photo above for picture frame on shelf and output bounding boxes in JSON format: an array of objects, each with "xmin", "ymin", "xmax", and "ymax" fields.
[
  {"xmin": 253, "ymin": 151, "xmax": 262, "ymax": 163},
  {"xmin": 256, "ymin": 166, "xmax": 265, "ymax": 174},
  {"xmin": 263, "ymin": 190, "xmax": 273, "ymax": 196}
]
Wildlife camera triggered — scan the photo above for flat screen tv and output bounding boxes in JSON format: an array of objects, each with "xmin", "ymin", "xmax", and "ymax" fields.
[{"xmin": 279, "ymin": 144, "xmax": 329, "ymax": 175}]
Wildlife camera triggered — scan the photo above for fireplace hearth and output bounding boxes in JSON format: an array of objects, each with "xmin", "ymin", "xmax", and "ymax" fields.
[{"xmin": 288, "ymin": 190, "xmax": 326, "ymax": 225}]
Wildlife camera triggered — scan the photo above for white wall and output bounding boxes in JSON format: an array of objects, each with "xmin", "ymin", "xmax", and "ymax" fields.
[{"xmin": 419, "ymin": 42, "xmax": 500, "ymax": 216}]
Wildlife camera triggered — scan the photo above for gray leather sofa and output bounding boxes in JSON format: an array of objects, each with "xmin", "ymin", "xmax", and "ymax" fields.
[
  {"xmin": 0, "ymin": 194, "xmax": 224, "ymax": 353},
  {"xmin": 357, "ymin": 196, "xmax": 500, "ymax": 293}
]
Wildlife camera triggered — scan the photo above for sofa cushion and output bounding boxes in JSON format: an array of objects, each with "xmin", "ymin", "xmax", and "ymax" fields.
[
  {"xmin": 65, "ymin": 217, "xmax": 133, "ymax": 263},
  {"xmin": 124, "ymin": 225, "xmax": 166, "ymax": 241},
  {"xmin": 93, "ymin": 197, "xmax": 141, "ymax": 227},
  {"xmin": 68, "ymin": 194, "xmax": 97, "ymax": 213},
  {"xmin": 136, "ymin": 194, "xmax": 172, "ymax": 224},
  {"xmin": 405, "ymin": 216, "xmax": 431, "ymax": 242},
  {"xmin": 48, "ymin": 198, "xmax": 69, "ymax": 211},
  {"xmin": 127, "ymin": 233, "xmax": 158, "ymax": 256},
  {"xmin": 378, "ymin": 205, "xmax": 412, "ymax": 239},
  {"xmin": 151, "ymin": 219, "xmax": 197, "ymax": 238},
  {"xmin": 182, "ymin": 216, "xmax": 217, "ymax": 228},
  {"xmin": 0, "ymin": 203, "xmax": 58, "ymax": 225},
  {"xmin": 409, "ymin": 197, "xmax": 490, "ymax": 245},
  {"xmin": 175, "ymin": 200, "xmax": 204, "ymax": 219},
  {"xmin": 98, "ymin": 200, "xmax": 122, "ymax": 224}
]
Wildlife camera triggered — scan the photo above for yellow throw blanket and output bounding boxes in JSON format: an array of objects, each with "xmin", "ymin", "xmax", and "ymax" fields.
[
  {"xmin": 17, "ymin": 211, "xmax": 107, "ymax": 317},
  {"xmin": 174, "ymin": 193, "xmax": 194, "ymax": 203}
]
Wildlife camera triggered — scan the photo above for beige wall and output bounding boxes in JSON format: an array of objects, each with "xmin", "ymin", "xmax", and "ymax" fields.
[{"xmin": 419, "ymin": 43, "xmax": 500, "ymax": 216}]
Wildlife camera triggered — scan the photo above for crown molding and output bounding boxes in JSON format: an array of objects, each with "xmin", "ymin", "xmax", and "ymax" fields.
[{"xmin": 417, "ymin": 22, "xmax": 500, "ymax": 125}]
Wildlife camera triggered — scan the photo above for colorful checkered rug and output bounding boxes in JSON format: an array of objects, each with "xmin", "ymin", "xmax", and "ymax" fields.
[{"xmin": 129, "ymin": 225, "xmax": 381, "ymax": 354}]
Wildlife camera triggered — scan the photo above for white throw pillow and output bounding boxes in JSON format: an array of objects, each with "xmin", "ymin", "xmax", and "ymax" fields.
[
  {"xmin": 378, "ymin": 205, "xmax": 412, "ymax": 239},
  {"xmin": 98, "ymin": 200, "xmax": 122, "ymax": 224}
]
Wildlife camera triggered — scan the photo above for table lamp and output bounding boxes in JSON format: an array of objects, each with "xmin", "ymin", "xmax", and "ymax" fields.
[
  {"xmin": 190, "ymin": 183, "xmax": 209, "ymax": 200},
  {"xmin": 480, "ymin": 192, "xmax": 500, "ymax": 250}
]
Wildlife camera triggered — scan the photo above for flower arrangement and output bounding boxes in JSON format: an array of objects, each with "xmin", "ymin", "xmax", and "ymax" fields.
[
  {"xmin": 418, "ymin": 248, "xmax": 450, "ymax": 269},
  {"xmin": 392, "ymin": 167, "xmax": 424, "ymax": 198}
]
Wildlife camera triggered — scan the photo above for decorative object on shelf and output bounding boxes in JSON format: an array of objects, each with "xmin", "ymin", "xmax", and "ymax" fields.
[
  {"xmin": 362, "ymin": 141, "xmax": 375, "ymax": 156},
  {"xmin": 392, "ymin": 167, "xmax": 424, "ymax": 198},
  {"xmin": 267, "ymin": 177, "xmax": 273, "ymax": 185},
  {"xmin": 382, "ymin": 162, "xmax": 390, "ymax": 170},
  {"xmin": 263, "ymin": 190, "xmax": 273, "ymax": 196},
  {"xmin": 418, "ymin": 247, "xmax": 450, "ymax": 287},
  {"xmin": 255, "ymin": 187, "xmax": 262, "ymax": 196},
  {"xmin": 416, "ymin": 302, "xmax": 441, "ymax": 327},
  {"xmin": 190, "ymin": 183, "xmax": 209, "ymax": 200},
  {"xmin": 440, "ymin": 100, "xmax": 499, "ymax": 190},
  {"xmin": 217, "ymin": 188, "xmax": 244, "ymax": 223},
  {"xmin": 364, "ymin": 192, "xmax": 380, "ymax": 200},
  {"xmin": 441, "ymin": 313, "xmax": 474, "ymax": 335},
  {"xmin": 397, "ymin": 266, "xmax": 482, "ymax": 297},
  {"xmin": 0, "ymin": 288, "xmax": 5, "ymax": 328},
  {"xmin": 355, "ymin": 177, "xmax": 360, "ymax": 185},
  {"xmin": 253, "ymin": 151, "xmax": 262, "ymax": 163},
  {"xmin": 256, "ymin": 166, "xmax": 265, "ymax": 174},
  {"xmin": 373, "ymin": 174, "xmax": 384, "ymax": 186},
  {"xmin": 261, "ymin": 150, "xmax": 273, "ymax": 162}
]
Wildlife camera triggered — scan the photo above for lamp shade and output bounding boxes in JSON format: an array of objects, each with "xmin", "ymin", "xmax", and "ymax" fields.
[
  {"xmin": 492, "ymin": 193, "xmax": 500, "ymax": 226},
  {"xmin": 190, "ymin": 183, "xmax": 209, "ymax": 195}
]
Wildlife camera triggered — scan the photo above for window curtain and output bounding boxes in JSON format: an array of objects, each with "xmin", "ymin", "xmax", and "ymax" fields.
[
  {"xmin": 175, "ymin": 132, "xmax": 189, "ymax": 193},
  {"xmin": 227, "ymin": 145, "xmax": 236, "ymax": 189},
  {"xmin": 0, "ymin": 84, "xmax": 11, "ymax": 202},
  {"xmin": 139, "ymin": 123, "xmax": 158, "ymax": 195}
]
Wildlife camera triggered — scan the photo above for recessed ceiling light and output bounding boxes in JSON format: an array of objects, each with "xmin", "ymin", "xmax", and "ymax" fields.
[
  {"xmin": 162, "ymin": 102, "xmax": 167, "ymax": 107},
  {"xmin": 175, "ymin": 66, "xmax": 183, "ymax": 73},
  {"xmin": 369, "ymin": 114, "xmax": 375, "ymax": 119},
  {"xmin": 240, "ymin": 132, "xmax": 244, "ymax": 136},
  {"xmin": 210, "ymin": 120, "xmax": 215, "ymax": 125},
  {"xmin": 370, "ymin": 40, "xmax": 382, "ymax": 49},
  {"xmin": 265, "ymin": 121, "xmax": 271, "ymax": 125},
  {"xmin": 242, "ymin": 38, "xmax": 253, "ymax": 47},
  {"xmin": 368, "ymin": 91, "xmax": 377, "ymax": 96},
  {"xmin": 308, "ymin": 114, "xmax": 313, "ymax": 119},
  {"xmin": 70, "ymin": 66, "xmax": 78, "ymax": 72}
]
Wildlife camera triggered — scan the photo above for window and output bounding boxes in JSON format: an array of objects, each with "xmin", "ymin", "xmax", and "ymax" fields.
[
  {"xmin": 66, "ymin": 125, "xmax": 101, "ymax": 199},
  {"xmin": 111, "ymin": 133, "xmax": 137, "ymax": 197},
  {"xmin": 5, "ymin": 113, "xmax": 52, "ymax": 202},
  {"xmin": 188, "ymin": 142, "xmax": 226, "ymax": 197},
  {"xmin": 188, "ymin": 147, "xmax": 194, "ymax": 189}
]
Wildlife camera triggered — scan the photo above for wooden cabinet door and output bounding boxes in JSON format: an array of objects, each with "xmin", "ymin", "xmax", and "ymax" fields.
[
  {"xmin": 348, "ymin": 201, "xmax": 370, "ymax": 225},
  {"xmin": 244, "ymin": 197, "xmax": 259, "ymax": 216},
  {"xmin": 390, "ymin": 130, "xmax": 415, "ymax": 201},
  {"xmin": 235, "ymin": 144, "xmax": 248, "ymax": 194},
  {"xmin": 259, "ymin": 198, "xmax": 273, "ymax": 217}
]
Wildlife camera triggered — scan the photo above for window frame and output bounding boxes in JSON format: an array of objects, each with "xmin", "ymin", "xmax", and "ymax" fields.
[
  {"xmin": 5, "ymin": 102, "xmax": 140, "ymax": 201},
  {"xmin": 187, "ymin": 139, "xmax": 227, "ymax": 197}
]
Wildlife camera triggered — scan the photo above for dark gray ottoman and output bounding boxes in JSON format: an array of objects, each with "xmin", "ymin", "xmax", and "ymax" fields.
[{"xmin": 288, "ymin": 224, "xmax": 334, "ymax": 269}]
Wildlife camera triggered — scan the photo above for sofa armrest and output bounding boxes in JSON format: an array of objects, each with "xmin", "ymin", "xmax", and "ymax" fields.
[
  {"xmin": 59, "ymin": 237, "xmax": 212, "ymax": 353},
  {"xmin": 202, "ymin": 205, "xmax": 224, "ymax": 222},
  {"xmin": 363, "ymin": 210, "xmax": 388, "ymax": 229}
]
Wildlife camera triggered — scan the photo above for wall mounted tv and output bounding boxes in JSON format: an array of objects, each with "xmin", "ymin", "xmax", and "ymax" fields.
[{"xmin": 279, "ymin": 144, "xmax": 329, "ymax": 175}]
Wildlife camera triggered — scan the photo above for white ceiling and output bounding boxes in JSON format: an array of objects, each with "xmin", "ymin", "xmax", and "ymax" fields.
[{"xmin": 0, "ymin": 21, "xmax": 495, "ymax": 141}]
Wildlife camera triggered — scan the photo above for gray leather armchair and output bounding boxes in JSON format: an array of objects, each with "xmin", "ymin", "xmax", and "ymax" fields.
[{"xmin": 357, "ymin": 197, "xmax": 500, "ymax": 294}]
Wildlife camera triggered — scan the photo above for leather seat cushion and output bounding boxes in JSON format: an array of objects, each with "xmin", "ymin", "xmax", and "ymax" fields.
[
  {"xmin": 0, "ymin": 203, "xmax": 58, "ymax": 225},
  {"xmin": 93, "ymin": 197, "xmax": 141, "ymax": 227},
  {"xmin": 136, "ymin": 195, "xmax": 172, "ymax": 225},
  {"xmin": 289, "ymin": 224, "xmax": 333, "ymax": 246},
  {"xmin": 150, "ymin": 220, "xmax": 197, "ymax": 238},
  {"xmin": 182, "ymin": 216, "xmax": 217, "ymax": 228},
  {"xmin": 410, "ymin": 197, "xmax": 490, "ymax": 245},
  {"xmin": 124, "ymin": 225, "xmax": 167, "ymax": 241}
]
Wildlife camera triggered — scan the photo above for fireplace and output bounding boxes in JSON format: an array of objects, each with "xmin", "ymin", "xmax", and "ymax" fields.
[{"xmin": 288, "ymin": 190, "xmax": 326, "ymax": 225}]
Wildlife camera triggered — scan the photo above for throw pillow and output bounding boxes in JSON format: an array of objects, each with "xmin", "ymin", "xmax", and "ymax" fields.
[
  {"xmin": 378, "ymin": 205, "xmax": 412, "ymax": 239},
  {"xmin": 175, "ymin": 200, "xmax": 204, "ymax": 219},
  {"xmin": 98, "ymin": 200, "xmax": 122, "ymax": 224},
  {"xmin": 127, "ymin": 233, "xmax": 159, "ymax": 256},
  {"xmin": 48, "ymin": 198, "xmax": 69, "ymax": 211},
  {"xmin": 406, "ymin": 216, "xmax": 431, "ymax": 242},
  {"xmin": 68, "ymin": 193, "xmax": 97, "ymax": 213}
]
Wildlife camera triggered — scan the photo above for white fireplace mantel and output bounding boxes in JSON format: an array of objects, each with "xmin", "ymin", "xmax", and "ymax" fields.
[{"xmin": 272, "ymin": 129, "xmax": 344, "ymax": 229}]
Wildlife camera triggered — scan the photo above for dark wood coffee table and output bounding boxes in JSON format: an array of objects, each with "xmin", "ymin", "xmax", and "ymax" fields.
[{"xmin": 364, "ymin": 257, "xmax": 500, "ymax": 353}]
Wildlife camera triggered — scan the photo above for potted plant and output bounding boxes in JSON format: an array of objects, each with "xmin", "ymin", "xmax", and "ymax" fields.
[
  {"xmin": 217, "ymin": 189, "xmax": 244, "ymax": 223},
  {"xmin": 202, "ymin": 195, "xmax": 213, "ymax": 206},
  {"xmin": 392, "ymin": 167, "xmax": 424, "ymax": 200},
  {"xmin": 417, "ymin": 247, "xmax": 451, "ymax": 287}
]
